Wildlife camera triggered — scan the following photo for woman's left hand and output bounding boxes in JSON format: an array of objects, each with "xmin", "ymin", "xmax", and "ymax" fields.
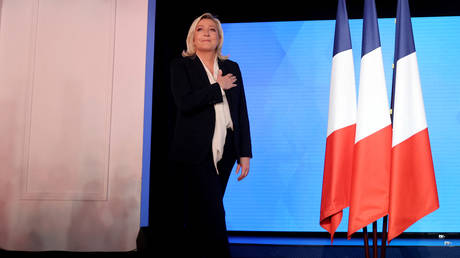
[{"xmin": 236, "ymin": 157, "xmax": 250, "ymax": 181}]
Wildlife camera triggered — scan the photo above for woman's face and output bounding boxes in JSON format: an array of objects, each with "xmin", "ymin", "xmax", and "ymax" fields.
[{"xmin": 194, "ymin": 18, "xmax": 219, "ymax": 53}]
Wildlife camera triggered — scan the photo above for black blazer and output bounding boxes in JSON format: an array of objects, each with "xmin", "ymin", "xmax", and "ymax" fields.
[{"xmin": 169, "ymin": 56, "xmax": 252, "ymax": 165}]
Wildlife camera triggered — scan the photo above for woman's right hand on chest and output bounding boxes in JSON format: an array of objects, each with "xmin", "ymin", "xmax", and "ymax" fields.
[{"xmin": 216, "ymin": 69, "xmax": 237, "ymax": 90}]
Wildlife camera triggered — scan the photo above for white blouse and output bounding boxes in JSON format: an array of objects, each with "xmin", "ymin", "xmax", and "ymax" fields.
[{"xmin": 199, "ymin": 56, "xmax": 233, "ymax": 174}]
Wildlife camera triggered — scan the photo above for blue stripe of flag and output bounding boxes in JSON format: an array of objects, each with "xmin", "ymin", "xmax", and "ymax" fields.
[
  {"xmin": 390, "ymin": 0, "xmax": 417, "ymax": 113},
  {"xmin": 333, "ymin": 0, "xmax": 352, "ymax": 56},
  {"xmin": 362, "ymin": 0, "xmax": 381, "ymax": 57},
  {"xmin": 394, "ymin": 0, "xmax": 416, "ymax": 62}
]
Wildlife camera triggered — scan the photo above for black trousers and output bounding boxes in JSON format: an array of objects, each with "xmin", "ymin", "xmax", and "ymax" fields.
[{"xmin": 178, "ymin": 129, "xmax": 237, "ymax": 258}]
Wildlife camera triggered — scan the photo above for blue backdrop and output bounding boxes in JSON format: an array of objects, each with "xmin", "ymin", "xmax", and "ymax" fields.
[{"xmin": 221, "ymin": 17, "xmax": 460, "ymax": 233}]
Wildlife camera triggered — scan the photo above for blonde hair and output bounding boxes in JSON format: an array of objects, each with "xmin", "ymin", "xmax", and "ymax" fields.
[{"xmin": 182, "ymin": 13, "xmax": 228, "ymax": 60}]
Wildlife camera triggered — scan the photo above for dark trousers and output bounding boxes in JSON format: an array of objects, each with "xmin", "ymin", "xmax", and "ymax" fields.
[{"xmin": 178, "ymin": 129, "xmax": 237, "ymax": 258}]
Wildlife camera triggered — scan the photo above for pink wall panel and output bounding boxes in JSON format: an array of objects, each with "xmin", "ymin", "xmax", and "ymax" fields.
[
  {"xmin": 0, "ymin": 0, "xmax": 148, "ymax": 251},
  {"xmin": 23, "ymin": 0, "xmax": 116, "ymax": 200}
]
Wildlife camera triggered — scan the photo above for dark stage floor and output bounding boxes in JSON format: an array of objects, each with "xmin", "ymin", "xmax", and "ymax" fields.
[
  {"xmin": 2, "ymin": 238, "xmax": 460, "ymax": 258},
  {"xmin": 2, "ymin": 245, "xmax": 460, "ymax": 258}
]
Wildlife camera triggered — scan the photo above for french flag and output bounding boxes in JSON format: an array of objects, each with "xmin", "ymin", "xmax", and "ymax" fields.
[
  {"xmin": 320, "ymin": 0, "xmax": 356, "ymax": 243},
  {"xmin": 347, "ymin": 0, "xmax": 392, "ymax": 238},
  {"xmin": 388, "ymin": 0, "xmax": 439, "ymax": 242}
]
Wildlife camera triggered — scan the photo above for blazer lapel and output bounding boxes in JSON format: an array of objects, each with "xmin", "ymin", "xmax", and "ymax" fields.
[
  {"xmin": 189, "ymin": 56, "xmax": 211, "ymax": 89},
  {"xmin": 218, "ymin": 59, "xmax": 233, "ymax": 109}
]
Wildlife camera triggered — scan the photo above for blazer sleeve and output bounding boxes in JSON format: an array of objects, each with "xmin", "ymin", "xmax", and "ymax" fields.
[
  {"xmin": 170, "ymin": 58, "xmax": 223, "ymax": 114},
  {"xmin": 234, "ymin": 62, "xmax": 253, "ymax": 158}
]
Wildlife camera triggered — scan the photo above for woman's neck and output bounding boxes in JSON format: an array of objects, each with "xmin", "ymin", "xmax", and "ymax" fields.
[{"xmin": 196, "ymin": 51, "xmax": 216, "ymax": 65}]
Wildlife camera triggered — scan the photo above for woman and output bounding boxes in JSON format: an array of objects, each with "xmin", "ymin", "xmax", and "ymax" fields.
[{"xmin": 169, "ymin": 13, "xmax": 252, "ymax": 257}]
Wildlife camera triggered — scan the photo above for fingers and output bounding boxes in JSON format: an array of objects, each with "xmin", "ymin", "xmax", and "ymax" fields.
[
  {"xmin": 222, "ymin": 81, "xmax": 237, "ymax": 90},
  {"xmin": 218, "ymin": 71, "xmax": 234, "ymax": 80},
  {"xmin": 223, "ymin": 73, "xmax": 236, "ymax": 81},
  {"xmin": 217, "ymin": 72, "xmax": 237, "ymax": 90},
  {"xmin": 237, "ymin": 166, "xmax": 249, "ymax": 181},
  {"xmin": 223, "ymin": 74, "xmax": 237, "ymax": 83},
  {"xmin": 236, "ymin": 157, "xmax": 250, "ymax": 181},
  {"xmin": 226, "ymin": 75, "xmax": 237, "ymax": 89}
]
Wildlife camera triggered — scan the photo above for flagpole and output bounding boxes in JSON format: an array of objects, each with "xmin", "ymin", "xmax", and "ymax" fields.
[
  {"xmin": 382, "ymin": 215, "xmax": 388, "ymax": 258},
  {"xmin": 373, "ymin": 222, "xmax": 378, "ymax": 258},
  {"xmin": 384, "ymin": 14, "xmax": 397, "ymax": 258},
  {"xmin": 363, "ymin": 226, "xmax": 370, "ymax": 258}
]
